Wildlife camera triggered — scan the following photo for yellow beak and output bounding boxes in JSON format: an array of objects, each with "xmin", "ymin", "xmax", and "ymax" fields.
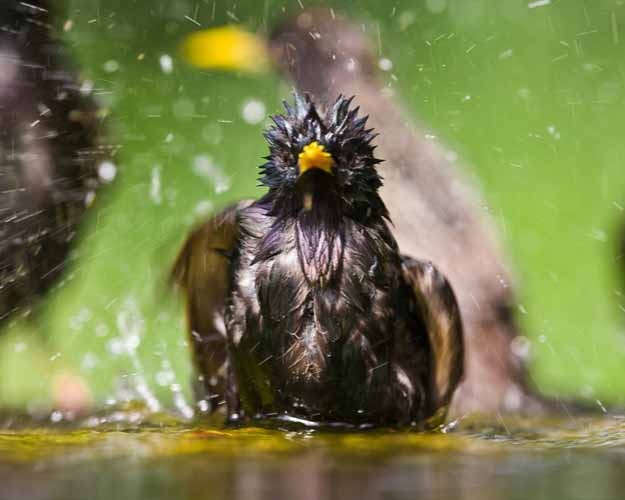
[
  {"xmin": 180, "ymin": 25, "xmax": 269, "ymax": 73},
  {"xmin": 298, "ymin": 142, "xmax": 335, "ymax": 176}
]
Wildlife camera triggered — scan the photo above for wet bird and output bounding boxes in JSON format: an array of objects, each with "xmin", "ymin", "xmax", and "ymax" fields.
[
  {"xmin": 173, "ymin": 94, "xmax": 464, "ymax": 427},
  {"xmin": 181, "ymin": 8, "xmax": 537, "ymax": 416},
  {"xmin": 0, "ymin": 0, "xmax": 107, "ymax": 323}
]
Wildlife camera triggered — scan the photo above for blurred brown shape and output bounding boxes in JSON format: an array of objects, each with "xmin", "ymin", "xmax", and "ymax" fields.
[{"xmin": 171, "ymin": 202, "xmax": 251, "ymax": 407}]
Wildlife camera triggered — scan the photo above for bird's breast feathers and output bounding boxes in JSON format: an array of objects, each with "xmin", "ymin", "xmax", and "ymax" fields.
[{"xmin": 232, "ymin": 207, "xmax": 399, "ymax": 387}]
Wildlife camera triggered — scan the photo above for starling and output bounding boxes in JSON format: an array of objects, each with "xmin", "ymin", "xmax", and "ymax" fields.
[
  {"xmin": 181, "ymin": 9, "xmax": 536, "ymax": 415},
  {"xmin": 173, "ymin": 94, "xmax": 464, "ymax": 427},
  {"xmin": 0, "ymin": 1, "xmax": 107, "ymax": 323}
]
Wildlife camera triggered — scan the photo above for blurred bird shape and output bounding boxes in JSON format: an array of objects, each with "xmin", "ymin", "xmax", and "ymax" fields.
[{"xmin": 0, "ymin": 0, "xmax": 109, "ymax": 323}]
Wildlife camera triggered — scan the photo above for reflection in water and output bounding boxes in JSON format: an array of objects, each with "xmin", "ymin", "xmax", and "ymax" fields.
[
  {"xmin": 2, "ymin": 442, "xmax": 625, "ymax": 500},
  {"xmin": 1, "ymin": 416, "xmax": 625, "ymax": 500}
]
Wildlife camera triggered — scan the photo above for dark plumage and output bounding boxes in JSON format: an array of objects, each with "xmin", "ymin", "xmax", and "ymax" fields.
[
  {"xmin": 0, "ymin": 1, "xmax": 106, "ymax": 322},
  {"xmin": 173, "ymin": 94, "xmax": 464, "ymax": 427}
]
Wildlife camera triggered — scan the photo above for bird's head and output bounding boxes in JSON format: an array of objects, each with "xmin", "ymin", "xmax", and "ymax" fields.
[{"xmin": 259, "ymin": 93, "xmax": 384, "ymax": 218}]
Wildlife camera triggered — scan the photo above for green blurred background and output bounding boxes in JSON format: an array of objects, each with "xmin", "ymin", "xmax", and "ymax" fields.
[{"xmin": 2, "ymin": 0, "xmax": 625, "ymax": 413}]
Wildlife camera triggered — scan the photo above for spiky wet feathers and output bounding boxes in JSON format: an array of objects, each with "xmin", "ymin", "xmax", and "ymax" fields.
[{"xmin": 223, "ymin": 95, "xmax": 434, "ymax": 424}]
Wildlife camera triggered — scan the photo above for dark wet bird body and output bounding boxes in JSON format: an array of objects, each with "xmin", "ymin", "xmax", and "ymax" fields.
[
  {"xmin": 174, "ymin": 95, "xmax": 464, "ymax": 426},
  {"xmin": 0, "ymin": 1, "xmax": 106, "ymax": 322},
  {"xmin": 229, "ymin": 194, "xmax": 434, "ymax": 424}
]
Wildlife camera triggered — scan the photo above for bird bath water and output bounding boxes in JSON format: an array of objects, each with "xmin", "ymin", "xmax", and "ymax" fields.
[{"xmin": 1, "ymin": 412, "xmax": 625, "ymax": 500}]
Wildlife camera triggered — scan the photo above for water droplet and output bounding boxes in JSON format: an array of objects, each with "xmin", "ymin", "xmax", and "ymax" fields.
[
  {"xmin": 81, "ymin": 352, "xmax": 98, "ymax": 371},
  {"xmin": 241, "ymin": 99, "xmax": 266, "ymax": 125},
  {"xmin": 50, "ymin": 410, "xmax": 63, "ymax": 423},
  {"xmin": 103, "ymin": 60, "xmax": 119, "ymax": 73},
  {"xmin": 397, "ymin": 10, "xmax": 416, "ymax": 30},
  {"xmin": 159, "ymin": 54, "xmax": 173, "ymax": 74},
  {"xmin": 97, "ymin": 161, "xmax": 117, "ymax": 183},
  {"xmin": 150, "ymin": 166, "xmax": 162, "ymax": 205},
  {"xmin": 378, "ymin": 58, "xmax": 393, "ymax": 72},
  {"xmin": 172, "ymin": 98, "xmax": 195, "ymax": 121},
  {"xmin": 194, "ymin": 199, "xmax": 214, "ymax": 216},
  {"xmin": 192, "ymin": 155, "xmax": 231, "ymax": 194},
  {"xmin": 510, "ymin": 336, "xmax": 532, "ymax": 361},
  {"xmin": 426, "ymin": 0, "xmax": 447, "ymax": 14},
  {"xmin": 80, "ymin": 79, "xmax": 94, "ymax": 95},
  {"xmin": 84, "ymin": 190, "xmax": 96, "ymax": 207},
  {"xmin": 155, "ymin": 370, "xmax": 175, "ymax": 387}
]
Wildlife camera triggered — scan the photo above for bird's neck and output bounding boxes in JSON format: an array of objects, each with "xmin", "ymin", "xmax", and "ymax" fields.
[
  {"xmin": 293, "ymin": 187, "xmax": 344, "ymax": 285},
  {"xmin": 263, "ymin": 182, "xmax": 388, "ymax": 285}
]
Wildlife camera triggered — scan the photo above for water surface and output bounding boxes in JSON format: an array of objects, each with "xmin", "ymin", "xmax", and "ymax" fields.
[{"xmin": 2, "ymin": 414, "xmax": 625, "ymax": 500}]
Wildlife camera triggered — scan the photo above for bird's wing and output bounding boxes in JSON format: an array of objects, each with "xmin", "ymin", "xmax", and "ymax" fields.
[
  {"xmin": 171, "ymin": 200, "xmax": 253, "ymax": 409},
  {"xmin": 401, "ymin": 256, "xmax": 464, "ymax": 412}
]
